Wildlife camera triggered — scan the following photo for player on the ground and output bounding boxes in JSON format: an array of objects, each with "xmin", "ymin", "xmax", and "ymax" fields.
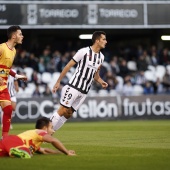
[
  {"xmin": 50, "ymin": 31, "xmax": 108, "ymax": 131},
  {"xmin": 0, "ymin": 117, "xmax": 76, "ymax": 158},
  {"xmin": 0, "ymin": 25, "xmax": 27, "ymax": 138}
]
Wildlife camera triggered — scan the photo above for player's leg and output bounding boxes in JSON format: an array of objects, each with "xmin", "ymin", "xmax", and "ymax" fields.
[
  {"xmin": 1, "ymin": 102, "xmax": 13, "ymax": 138},
  {"xmin": 1, "ymin": 135, "xmax": 31, "ymax": 158},
  {"xmin": 0, "ymin": 139, "xmax": 8, "ymax": 157},
  {"xmin": 57, "ymin": 93, "xmax": 87, "ymax": 130},
  {"xmin": 51, "ymin": 89, "xmax": 87, "ymax": 131},
  {"xmin": 53, "ymin": 93, "xmax": 86, "ymax": 131},
  {"xmin": 50, "ymin": 85, "xmax": 77, "ymax": 131},
  {"xmin": 0, "ymin": 106, "xmax": 13, "ymax": 130},
  {"xmin": 56, "ymin": 92, "xmax": 87, "ymax": 130},
  {"xmin": 0, "ymin": 89, "xmax": 13, "ymax": 138},
  {"xmin": 10, "ymin": 97, "xmax": 17, "ymax": 129},
  {"xmin": 52, "ymin": 106, "xmax": 74, "ymax": 131},
  {"xmin": 9, "ymin": 147, "xmax": 31, "ymax": 159}
]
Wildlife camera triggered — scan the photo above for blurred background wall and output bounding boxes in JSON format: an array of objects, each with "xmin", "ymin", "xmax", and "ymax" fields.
[{"xmin": 0, "ymin": 0, "xmax": 170, "ymax": 122}]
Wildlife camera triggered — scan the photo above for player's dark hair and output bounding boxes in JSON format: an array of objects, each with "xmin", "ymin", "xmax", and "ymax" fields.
[
  {"xmin": 7, "ymin": 25, "xmax": 21, "ymax": 39},
  {"xmin": 92, "ymin": 31, "xmax": 106, "ymax": 44},
  {"xmin": 35, "ymin": 117, "xmax": 51, "ymax": 129}
]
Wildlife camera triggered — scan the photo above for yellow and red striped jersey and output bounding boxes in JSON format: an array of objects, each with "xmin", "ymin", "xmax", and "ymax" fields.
[
  {"xmin": 0, "ymin": 43, "xmax": 16, "ymax": 91},
  {"xmin": 17, "ymin": 129, "xmax": 47, "ymax": 153}
]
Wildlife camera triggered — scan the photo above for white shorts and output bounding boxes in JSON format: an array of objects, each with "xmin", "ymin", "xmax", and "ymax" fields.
[
  {"xmin": 60, "ymin": 85, "xmax": 87, "ymax": 111},
  {"xmin": 10, "ymin": 96, "xmax": 17, "ymax": 103}
]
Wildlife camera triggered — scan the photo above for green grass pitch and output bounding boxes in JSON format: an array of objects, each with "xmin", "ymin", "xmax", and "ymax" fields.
[{"xmin": 0, "ymin": 120, "xmax": 170, "ymax": 170}]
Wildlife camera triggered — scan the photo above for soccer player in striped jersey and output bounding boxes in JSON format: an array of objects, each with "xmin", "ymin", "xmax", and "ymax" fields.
[
  {"xmin": 50, "ymin": 31, "xmax": 108, "ymax": 131},
  {"xmin": 7, "ymin": 69, "xmax": 19, "ymax": 114},
  {"xmin": 0, "ymin": 26, "xmax": 27, "ymax": 138}
]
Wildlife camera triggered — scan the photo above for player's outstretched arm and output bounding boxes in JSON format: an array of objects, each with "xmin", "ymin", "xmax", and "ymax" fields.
[
  {"xmin": 9, "ymin": 69, "xmax": 27, "ymax": 81},
  {"xmin": 15, "ymin": 74, "xmax": 27, "ymax": 81},
  {"xmin": 52, "ymin": 59, "xmax": 76, "ymax": 93},
  {"xmin": 39, "ymin": 148, "xmax": 75, "ymax": 156},
  {"xmin": 42, "ymin": 134, "xmax": 76, "ymax": 156},
  {"xmin": 38, "ymin": 147, "xmax": 62, "ymax": 154}
]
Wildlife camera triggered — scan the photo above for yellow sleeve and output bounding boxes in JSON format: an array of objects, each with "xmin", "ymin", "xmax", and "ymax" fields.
[{"xmin": 0, "ymin": 44, "xmax": 4, "ymax": 56}]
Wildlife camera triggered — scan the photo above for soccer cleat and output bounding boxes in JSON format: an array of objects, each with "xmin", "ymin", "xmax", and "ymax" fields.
[{"xmin": 9, "ymin": 148, "xmax": 31, "ymax": 159}]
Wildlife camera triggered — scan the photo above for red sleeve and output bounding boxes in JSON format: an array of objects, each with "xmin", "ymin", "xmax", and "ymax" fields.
[
  {"xmin": 9, "ymin": 69, "xmax": 16, "ymax": 77},
  {"xmin": 38, "ymin": 132, "xmax": 47, "ymax": 136},
  {"xmin": 36, "ymin": 147, "xmax": 41, "ymax": 152}
]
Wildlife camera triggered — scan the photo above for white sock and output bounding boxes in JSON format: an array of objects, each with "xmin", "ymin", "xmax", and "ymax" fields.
[
  {"xmin": 50, "ymin": 112, "xmax": 61, "ymax": 130},
  {"xmin": 53, "ymin": 116, "xmax": 67, "ymax": 131}
]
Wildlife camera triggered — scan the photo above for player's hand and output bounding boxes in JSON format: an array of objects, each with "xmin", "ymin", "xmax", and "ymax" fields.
[
  {"xmin": 0, "ymin": 77, "xmax": 4, "ymax": 85},
  {"xmin": 20, "ymin": 76, "xmax": 27, "ymax": 82},
  {"xmin": 101, "ymin": 81, "xmax": 108, "ymax": 89},
  {"xmin": 15, "ymin": 87, "xmax": 19, "ymax": 92},
  {"xmin": 18, "ymin": 75, "xmax": 27, "ymax": 81},
  {"xmin": 15, "ymin": 75, "xmax": 27, "ymax": 82},
  {"xmin": 52, "ymin": 82, "xmax": 60, "ymax": 93},
  {"xmin": 67, "ymin": 150, "xmax": 76, "ymax": 156},
  {"xmin": 19, "ymin": 76, "xmax": 27, "ymax": 82}
]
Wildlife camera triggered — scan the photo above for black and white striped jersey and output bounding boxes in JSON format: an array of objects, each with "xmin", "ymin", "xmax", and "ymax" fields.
[
  {"xmin": 7, "ymin": 70, "xmax": 17, "ymax": 98},
  {"xmin": 68, "ymin": 46, "xmax": 104, "ymax": 94}
]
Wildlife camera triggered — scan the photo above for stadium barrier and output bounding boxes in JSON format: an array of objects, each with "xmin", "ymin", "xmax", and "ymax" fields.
[
  {"xmin": 12, "ymin": 94, "xmax": 170, "ymax": 123},
  {"xmin": 0, "ymin": 1, "xmax": 170, "ymax": 29}
]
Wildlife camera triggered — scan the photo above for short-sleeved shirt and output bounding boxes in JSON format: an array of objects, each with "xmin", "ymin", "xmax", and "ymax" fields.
[
  {"xmin": 69, "ymin": 46, "xmax": 104, "ymax": 94},
  {"xmin": 0, "ymin": 43, "xmax": 16, "ymax": 91},
  {"xmin": 17, "ymin": 129, "xmax": 47, "ymax": 152}
]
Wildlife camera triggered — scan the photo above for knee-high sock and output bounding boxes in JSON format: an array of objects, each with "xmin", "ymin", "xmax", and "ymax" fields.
[
  {"xmin": 53, "ymin": 116, "xmax": 67, "ymax": 131},
  {"xmin": 1, "ymin": 111, "xmax": 14, "ymax": 129},
  {"xmin": 2, "ymin": 105, "xmax": 13, "ymax": 138},
  {"xmin": 50, "ymin": 112, "xmax": 61, "ymax": 131},
  {"xmin": 50, "ymin": 113, "xmax": 67, "ymax": 131}
]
